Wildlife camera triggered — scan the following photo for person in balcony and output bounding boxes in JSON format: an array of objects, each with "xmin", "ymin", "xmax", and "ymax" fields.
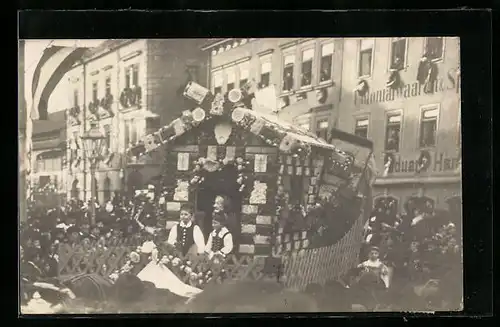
[
  {"xmin": 167, "ymin": 203, "xmax": 205, "ymax": 257},
  {"xmin": 205, "ymin": 212, "xmax": 234, "ymax": 261}
]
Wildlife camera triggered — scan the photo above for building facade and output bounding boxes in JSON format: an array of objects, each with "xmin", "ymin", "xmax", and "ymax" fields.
[
  {"xmin": 30, "ymin": 111, "xmax": 67, "ymax": 207},
  {"xmin": 203, "ymin": 38, "xmax": 343, "ymax": 139},
  {"xmin": 64, "ymin": 39, "xmax": 208, "ymax": 202},
  {"xmin": 336, "ymin": 37, "xmax": 461, "ymax": 213},
  {"xmin": 203, "ymin": 37, "xmax": 462, "ymax": 214}
]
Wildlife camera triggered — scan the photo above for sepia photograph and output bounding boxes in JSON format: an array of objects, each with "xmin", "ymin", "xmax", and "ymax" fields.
[{"xmin": 18, "ymin": 37, "xmax": 463, "ymax": 314}]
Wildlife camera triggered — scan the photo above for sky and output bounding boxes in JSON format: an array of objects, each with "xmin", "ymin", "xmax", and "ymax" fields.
[{"xmin": 24, "ymin": 40, "xmax": 105, "ymax": 114}]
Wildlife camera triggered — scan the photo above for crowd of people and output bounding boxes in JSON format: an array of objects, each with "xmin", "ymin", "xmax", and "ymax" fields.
[{"xmin": 20, "ymin": 190, "xmax": 462, "ymax": 312}]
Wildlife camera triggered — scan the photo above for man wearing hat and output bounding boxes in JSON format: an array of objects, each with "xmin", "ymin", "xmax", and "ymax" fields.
[
  {"xmin": 205, "ymin": 212, "xmax": 234, "ymax": 260},
  {"xmin": 167, "ymin": 203, "xmax": 205, "ymax": 256}
]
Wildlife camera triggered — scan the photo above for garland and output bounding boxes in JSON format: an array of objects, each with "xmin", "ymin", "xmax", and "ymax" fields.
[{"xmin": 189, "ymin": 156, "xmax": 250, "ymax": 193}]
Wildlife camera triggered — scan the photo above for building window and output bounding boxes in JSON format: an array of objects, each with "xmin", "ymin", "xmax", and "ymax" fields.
[
  {"xmin": 301, "ymin": 48, "xmax": 314, "ymax": 87},
  {"xmin": 259, "ymin": 55, "xmax": 272, "ymax": 88},
  {"xmin": 71, "ymin": 179, "xmax": 79, "ymax": 199},
  {"xmin": 105, "ymin": 76, "xmax": 112, "ymax": 96},
  {"xmin": 424, "ymin": 37, "xmax": 444, "ymax": 61},
  {"xmin": 125, "ymin": 64, "xmax": 140, "ymax": 89},
  {"xmin": 283, "ymin": 53, "xmax": 295, "ymax": 91},
  {"xmin": 226, "ymin": 68, "xmax": 236, "ymax": 91},
  {"xmin": 73, "ymin": 89, "xmax": 79, "ymax": 107},
  {"xmin": 103, "ymin": 124, "xmax": 111, "ymax": 150},
  {"xmin": 316, "ymin": 119, "xmax": 329, "ymax": 137},
  {"xmin": 320, "ymin": 42, "xmax": 334, "ymax": 82},
  {"xmin": 390, "ymin": 38, "xmax": 406, "ymax": 70},
  {"xmin": 385, "ymin": 113, "xmax": 401, "ymax": 152},
  {"xmin": 354, "ymin": 118, "xmax": 369, "ymax": 139},
  {"xmin": 419, "ymin": 106, "xmax": 439, "ymax": 148},
  {"xmin": 124, "ymin": 120, "xmax": 130, "ymax": 146},
  {"xmin": 239, "ymin": 61, "xmax": 250, "ymax": 87},
  {"xmin": 213, "ymin": 71, "xmax": 223, "ymax": 95},
  {"xmin": 92, "ymin": 81, "xmax": 98, "ymax": 103},
  {"xmin": 130, "ymin": 119, "xmax": 137, "ymax": 144},
  {"xmin": 358, "ymin": 39, "xmax": 374, "ymax": 78},
  {"xmin": 103, "ymin": 177, "xmax": 112, "ymax": 202}
]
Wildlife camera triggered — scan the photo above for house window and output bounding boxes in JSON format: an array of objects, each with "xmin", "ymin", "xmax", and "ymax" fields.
[
  {"xmin": 354, "ymin": 118, "xmax": 369, "ymax": 139},
  {"xmin": 71, "ymin": 179, "xmax": 79, "ymax": 199},
  {"xmin": 130, "ymin": 119, "xmax": 137, "ymax": 144},
  {"xmin": 320, "ymin": 42, "xmax": 334, "ymax": 82},
  {"xmin": 213, "ymin": 71, "xmax": 223, "ymax": 95},
  {"xmin": 103, "ymin": 124, "xmax": 111, "ymax": 150},
  {"xmin": 124, "ymin": 120, "xmax": 130, "ymax": 146},
  {"xmin": 239, "ymin": 61, "xmax": 250, "ymax": 87},
  {"xmin": 125, "ymin": 64, "xmax": 140, "ymax": 89},
  {"xmin": 226, "ymin": 68, "xmax": 236, "ymax": 91},
  {"xmin": 103, "ymin": 177, "xmax": 112, "ymax": 202},
  {"xmin": 92, "ymin": 81, "xmax": 98, "ymax": 103},
  {"xmin": 73, "ymin": 89, "xmax": 79, "ymax": 107},
  {"xmin": 424, "ymin": 37, "xmax": 444, "ymax": 61},
  {"xmin": 358, "ymin": 39, "xmax": 374, "ymax": 77},
  {"xmin": 259, "ymin": 54, "xmax": 272, "ymax": 88},
  {"xmin": 385, "ymin": 113, "xmax": 402, "ymax": 152},
  {"xmin": 316, "ymin": 119, "xmax": 329, "ymax": 138},
  {"xmin": 301, "ymin": 48, "xmax": 314, "ymax": 87},
  {"xmin": 105, "ymin": 76, "xmax": 112, "ymax": 96},
  {"xmin": 283, "ymin": 53, "xmax": 295, "ymax": 91},
  {"xmin": 419, "ymin": 106, "xmax": 439, "ymax": 148},
  {"xmin": 390, "ymin": 38, "xmax": 406, "ymax": 70}
]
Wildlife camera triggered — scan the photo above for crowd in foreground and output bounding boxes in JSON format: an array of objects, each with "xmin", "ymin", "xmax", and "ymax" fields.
[{"xmin": 20, "ymin": 193, "xmax": 463, "ymax": 312}]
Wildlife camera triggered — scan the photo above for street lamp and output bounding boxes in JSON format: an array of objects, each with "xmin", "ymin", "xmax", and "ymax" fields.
[{"xmin": 80, "ymin": 122, "xmax": 106, "ymax": 225}]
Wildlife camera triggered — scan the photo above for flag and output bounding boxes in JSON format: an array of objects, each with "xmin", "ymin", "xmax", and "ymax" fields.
[{"xmin": 30, "ymin": 45, "xmax": 89, "ymax": 120}]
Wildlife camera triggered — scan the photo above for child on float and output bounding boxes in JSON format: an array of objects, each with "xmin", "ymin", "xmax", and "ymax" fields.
[
  {"xmin": 205, "ymin": 212, "xmax": 234, "ymax": 261},
  {"xmin": 167, "ymin": 203, "xmax": 206, "ymax": 257}
]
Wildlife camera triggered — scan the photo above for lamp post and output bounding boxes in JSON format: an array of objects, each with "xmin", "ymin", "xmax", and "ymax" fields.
[{"xmin": 80, "ymin": 122, "xmax": 106, "ymax": 225}]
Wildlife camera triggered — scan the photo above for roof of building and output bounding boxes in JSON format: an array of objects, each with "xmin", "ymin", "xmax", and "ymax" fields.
[
  {"xmin": 127, "ymin": 91, "xmax": 348, "ymax": 163},
  {"xmin": 33, "ymin": 110, "xmax": 66, "ymax": 135}
]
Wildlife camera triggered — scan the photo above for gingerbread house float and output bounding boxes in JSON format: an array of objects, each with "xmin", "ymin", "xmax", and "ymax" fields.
[{"xmin": 128, "ymin": 82, "xmax": 371, "ymax": 259}]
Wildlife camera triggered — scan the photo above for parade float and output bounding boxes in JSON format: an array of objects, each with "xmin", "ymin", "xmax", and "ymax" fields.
[
  {"xmin": 50, "ymin": 80, "xmax": 376, "ymax": 307},
  {"xmin": 120, "ymin": 80, "xmax": 376, "ymax": 292}
]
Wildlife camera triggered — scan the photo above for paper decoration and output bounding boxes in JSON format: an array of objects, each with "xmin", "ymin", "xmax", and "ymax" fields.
[
  {"xmin": 225, "ymin": 146, "xmax": 236, "ymax": 161},
  {"xmin": 166, "ymin": 202, "xmax": 181, "ymax": 212},
  {"xmin": 173, "ymin": 119, "xmax": 186, "ymax": 135},
  {"xmin": 173, "ymin": 180, "xmax": 190, "ymax": 202},
  {"xmin": 214, "ymin": 122, "xmax": 233, "ymax": 145},
  {"xmin": 250, "ymin": 119, "xmax": 265, "ymax": 134},
  {"xmin": 242, "ymin": 205, "xmax": 258, "ymax": 215},
  {"xmin": 250, "ymin": 181, "xmax": 267, "ymax": 204},
  {"xmin": 206, "ymin": 146, "xmax": 217, "ymax": 161},
  {"xmin": 254, "ymin": 154, "xmax": 268, "ymax": 173},
  {"xmin": 177, "ymin": 153, "xmax": 190, "ymax": 171}
]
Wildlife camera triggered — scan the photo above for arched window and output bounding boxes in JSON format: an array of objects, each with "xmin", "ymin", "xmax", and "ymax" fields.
[
  {"xmin": 71, "ymin": 179, "xmax": 79, "ymax": 199},
  {"xmin": 103, "ymin": 177, "xmax": 112, "ymax": 202}
]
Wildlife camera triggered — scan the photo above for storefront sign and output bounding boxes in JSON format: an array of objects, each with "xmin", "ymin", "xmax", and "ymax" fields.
[
  {"xmin": 386, "ymin": 151, "xmax": 460, "ymax": 174},
  {"xmin": 355, "ymin": 76, "xmax": 460, "ymax": 106}
]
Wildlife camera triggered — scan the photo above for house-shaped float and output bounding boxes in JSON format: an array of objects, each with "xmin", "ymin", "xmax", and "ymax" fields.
[{"xmin": 127, "ymin": 82, "xmax": 369, "ymax": 258}]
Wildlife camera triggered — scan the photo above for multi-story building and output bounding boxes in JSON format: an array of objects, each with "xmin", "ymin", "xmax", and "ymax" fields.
[
  {"xmin": 202, "ymin": 38, "xmax": 343, "ymax": 138},
  {"xmin": 203, "ymin": 37, "xmax": 461, "ymax": 215},
  {"xmin": 336, "ymin": 37, "xmax": 461, "ymax": 214},
  {"xmin": 30, "ymin": 110, "xmax": 67, "ymax": 207},
  {"xmin": 64, "ymin": 39, "xmax": 208, "ymax": 202}
]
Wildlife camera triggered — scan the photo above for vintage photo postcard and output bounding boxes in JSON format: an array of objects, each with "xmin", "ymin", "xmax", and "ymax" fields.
[{"xmin": 19, "ymin": 37, "xmax": 463, "ymax": 314}]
